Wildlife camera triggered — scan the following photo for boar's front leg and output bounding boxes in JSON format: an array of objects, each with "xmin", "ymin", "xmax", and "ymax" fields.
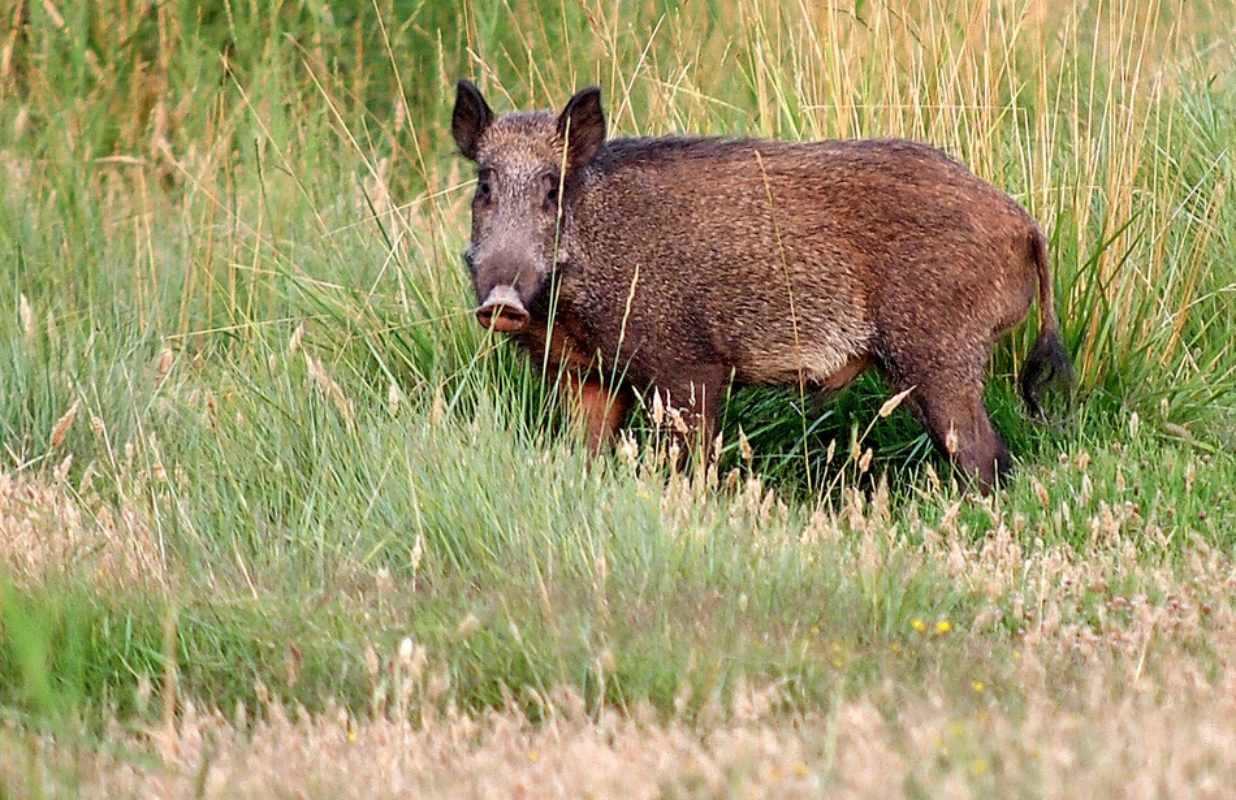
[
  {"xmin": 649, "ymin": 365, "xmax": 727, "ymax": 467},
  {"xmin": 562, "ymin": 372, "xmax": 631, "ymax": 455}
]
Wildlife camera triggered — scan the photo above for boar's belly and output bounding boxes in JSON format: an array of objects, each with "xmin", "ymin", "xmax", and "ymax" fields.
[
  {"xmin": 726, "ymin": 313, "xmax": 873, "ymax": 388},
  {"xmin": 734, "ymin": 344, "xmax": 871, "ymax": 389}
]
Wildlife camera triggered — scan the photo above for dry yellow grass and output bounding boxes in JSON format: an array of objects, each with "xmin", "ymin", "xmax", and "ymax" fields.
[
  {"xmin": 0, "ymin": 469, "xmax": 166, "ymax": 590},
  {"xmin": 5, "ymin": 632, "xmax": 1235, "ymax": 798}
]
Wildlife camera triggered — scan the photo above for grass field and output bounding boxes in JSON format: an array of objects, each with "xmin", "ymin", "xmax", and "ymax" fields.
[{"xmin": 1, "ymin": 0, "xmax": 1234, "ymax": 796}]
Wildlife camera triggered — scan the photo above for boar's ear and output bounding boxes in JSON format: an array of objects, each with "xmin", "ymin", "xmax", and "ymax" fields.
[
  {"xmin": 556, "ymin": 86, "xmax": 606, "ymax": 170},
  {"xmin": 452, "ymin": 79, "xmax": 493, "ymax": 161}
]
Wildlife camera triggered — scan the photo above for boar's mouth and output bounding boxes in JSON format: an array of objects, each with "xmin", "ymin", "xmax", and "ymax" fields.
[{"xmin": 476, "ymin": 285, "xmax": 530, "ymax": 333}]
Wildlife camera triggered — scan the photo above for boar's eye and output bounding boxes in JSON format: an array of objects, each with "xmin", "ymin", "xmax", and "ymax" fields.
[
  {"xmin": 475, "ymin": 170, "xmax": 494, "ymax": 205},
  {"xmin": 543, "ymin": 174, "xmax": 561, "ymax": 211}
]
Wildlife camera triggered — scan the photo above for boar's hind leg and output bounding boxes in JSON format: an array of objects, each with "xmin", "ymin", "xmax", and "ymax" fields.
[
  {"xmin": 901, "ymin": 374, "xmax": 1012, "ymax": 493},
  {"xmin": 563, "ymin": 373, "xmax": 630, "ymax": 455}
]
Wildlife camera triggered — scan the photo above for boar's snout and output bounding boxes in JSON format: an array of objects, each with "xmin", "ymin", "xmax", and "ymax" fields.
[{"xmin": 476, "ymin": 285, "xmax": 530, "ymax": 333}]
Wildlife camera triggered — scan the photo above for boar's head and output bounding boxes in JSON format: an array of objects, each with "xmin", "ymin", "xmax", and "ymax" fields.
[{"xmin": 451, "ymin": 80, "xmax": 605, "ymax": 333}]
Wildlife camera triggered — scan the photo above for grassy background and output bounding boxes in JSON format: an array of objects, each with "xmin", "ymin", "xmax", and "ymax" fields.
[{"xmin": 1, "ymin": 0, "xmax": 1235, "ymax": 792}]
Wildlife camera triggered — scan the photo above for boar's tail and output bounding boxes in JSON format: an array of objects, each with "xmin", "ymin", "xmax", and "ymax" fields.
[{"xmin": 1020, "ymin": 230, "xmax": 1074, "ymax": 419}]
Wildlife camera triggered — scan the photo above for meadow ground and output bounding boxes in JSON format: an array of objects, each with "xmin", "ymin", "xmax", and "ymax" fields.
[{"xmin": 1, "ymin": 0, "xmax": 1234, "ymax": 796}]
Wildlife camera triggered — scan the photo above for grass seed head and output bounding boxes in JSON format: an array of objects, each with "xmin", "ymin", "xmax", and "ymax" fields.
[
  {"xmin": 48, "ymin": 399, "xmax": 80, "ymax": 450},
  {"xmin": 879, "ymin": 386, "xmax": 915, "ymax": 418},
  {"xmin": 387, "ymin": 381, "xmax": 400, "ymax": 416},
  {"xmin": 153, "ymin": 348, "xmax": 174, "ymax": 381},
  {"xmin": 288, "ymin": 321, "xmax": 306, "ymax": 354},
  {"xmin": 18, "ymin": 293, "xmax": 35, "ymax": 341},
  {"xmin": 739, "ymin": 427, "xmax": 753, "ymax": 463}
]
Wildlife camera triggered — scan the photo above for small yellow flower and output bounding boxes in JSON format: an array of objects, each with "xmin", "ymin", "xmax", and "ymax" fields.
[
  {"xmin": 911, "ymin": 618, "xmax": 927, "ymax": 633},
  {"xmin": 793, "ymin": 763, "xmax": 810, "ymax": 778},
  {"xmin": 971, "ymin": 680, "xmax": 985, "ymax": 694},
  {"xmin": 969, "ymin": 758, "xmax": 989, "ymax": 776},
  {"xmin": 346, "ymin": 722, "xmax": 357, "ymax": 743},
  {"xmin": 935, "ymin": 619, "xmax": 952, "ymax": 635},
  {"xmin": 528, "ymin": 750, "xmax": 540, "ymax": 763}
]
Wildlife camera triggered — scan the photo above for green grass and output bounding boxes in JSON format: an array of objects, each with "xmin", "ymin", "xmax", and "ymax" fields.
[{"xmin": 1, "ymin": 0, "xmax": 1235, "ymax": 792}]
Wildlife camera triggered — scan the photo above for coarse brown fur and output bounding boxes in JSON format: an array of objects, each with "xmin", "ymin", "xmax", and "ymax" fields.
[{"xmin": 452, "ymin": 81, "xmax": 1072, "ymax": 491}]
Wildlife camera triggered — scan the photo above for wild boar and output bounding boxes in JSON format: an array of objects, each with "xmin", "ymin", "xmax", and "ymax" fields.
[{"xmin": 451, "ymin": 80, "xmax": 1072, "ymax": 491}]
